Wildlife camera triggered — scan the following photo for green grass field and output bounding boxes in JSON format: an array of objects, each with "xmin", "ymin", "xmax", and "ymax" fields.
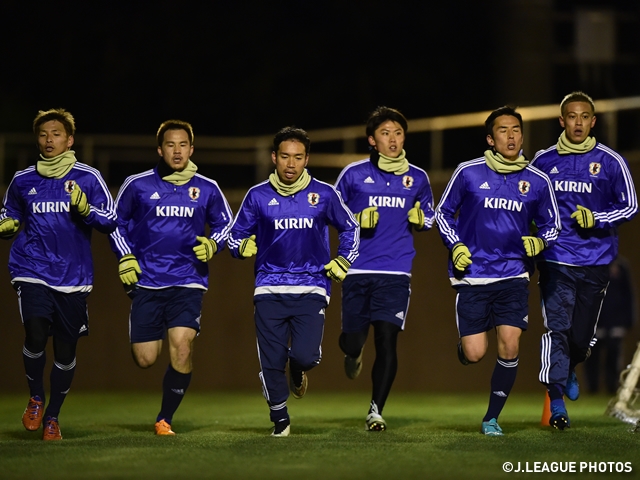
[{"xmin": 0, "ymin": 391, "xmax": 638, "ymax": 479}]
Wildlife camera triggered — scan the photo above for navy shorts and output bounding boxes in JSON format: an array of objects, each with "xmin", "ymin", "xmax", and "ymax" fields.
[
  {"xmin": 129, "ymin": 287, "xmax": 204, "ymax": 343},
  {"xmin": 14, "ymin": 282, "xmax": 89, "ymax": 343},
  {"xmin": 341, "ymin": 274, "xmax": 411, "ymax": 332},
  {"xmin": 455, "ymin": 279, "xmax": 529, "ymax": 337}
]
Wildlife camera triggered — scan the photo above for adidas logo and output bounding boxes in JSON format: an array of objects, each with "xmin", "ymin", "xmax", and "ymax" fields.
[
  {"xmin": 28, "ymin": 187, "xmax": 37, "ymax": 195},
  {"xmin": 268, "ymin": 198, "xmax": 279, "ymax": 206},
  {"xmin": 550, "ymin": 166, "xmax": 559, "ymax": 174},
  {"xmin": 319, "ymin": 308, "xmax": 325, "ymax": 315},
  {"xmin": 523, "ymin": 315, "xmax": 529, "ymax": 323},
  {"xmin": 171, "ymin": 388, "xmax": 185, "ymax": 395},
  {"xmin": 395, "ymin": 311, "xmax": 404, "ymax": 320},
  {"xmin": 364, "ymin": 177, "xmax": 375, "ymax": 184},
  {"xmin": 479, "ymin": 182, "xmax": 490, "ymax": 190},
  {"xmin": 78, "ymin": 325, "xmax": 87, "ymax": 333},
  {"xmin": 150, "ymin": 192, "xmax": 161, "ymax": 200},
  {"xmin": 492, "ymin": 391, "xmax": 507, "ymax": 398}
]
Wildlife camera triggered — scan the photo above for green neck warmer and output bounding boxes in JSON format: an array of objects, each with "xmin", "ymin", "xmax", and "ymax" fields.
[
  {"xmin": 269, "ymin": 169, "xmax": 311, "ymax": 196},
  {"xmin": 377, "ymin": 149, "xmax": 410, "ymax": 175},
  {"xmin": 556, "ymin": 131, "xmax": 596, "ymax": 155},
  {"xmin": 37, "ymin": 150, "xmax": 77, "ymax": 179},
  {"xmin": 484, "ymin": 149, "xmax": 529, "ymax": 174},
  {"xmin": 162, "ymin": 160, "xmax": 198, "ymax": 185}
]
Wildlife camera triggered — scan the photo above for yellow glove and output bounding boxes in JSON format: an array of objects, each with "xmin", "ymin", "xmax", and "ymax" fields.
[
  {"xmin": 70, "ymin": 183, "xmax": 90, "ymax": 217},
  {"xmin": 193, "ymin": 236, "xmax": 217, "ymax": 262},
  {"xmin": 570, "ymin": 204, "xmax": 595, "ymax": 228},
  {"xmin": 451, "ymin": 242, "xmax": 472, "ymax": 271},
  {"xmin": 239, "ymin": 235, "xmax": 257, "ymax": 258},
  {"xmin": 354, "ymin": 206, "xmax": 379, "ymax": 229},
  {"xmin": 324, "ymin": 256, "xmax": 351, "ymax": 282},
  {"xmin": 0, "ymin": 217, "xmax": 20, "ymax": 237},
  {"xmin": 119, "ymin": 254, "xmax": 142, "ymax": 285},
  {"xmin": 522, "ymin": 236, "xmax": 545, "ymax": 257},
  {"xmin": 408, "ymin": 201, "xmax": 425, "ymax": 229}
]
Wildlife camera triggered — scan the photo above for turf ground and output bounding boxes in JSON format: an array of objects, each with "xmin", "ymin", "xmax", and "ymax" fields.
[{"xmin": 0, "ymin": 391, "xmax": 638, "ymax": 479}]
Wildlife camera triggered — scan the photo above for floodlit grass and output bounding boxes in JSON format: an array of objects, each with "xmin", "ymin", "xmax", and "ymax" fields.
[{"xmin": 0, "ymin": 392, "xmax": 638, "ymax": 479}]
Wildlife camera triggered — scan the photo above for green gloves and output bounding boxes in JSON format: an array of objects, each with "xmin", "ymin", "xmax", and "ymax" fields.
[
  {"xmin": 70, "ymin": 183, "xmax": 90, "ymax": 217},
  {"xmin": 354, "ymin": 206, "xmax": 379, "ymax": 229},
  {"xmin": 408, "ymin": 201, "xmax": 425, "ymax": 229},
  {"xmin": 193, "ymin": 236, "xmax": 217, "ymax": 262},
  {"xmin": 324, "ymin": 256, "xmax": 351, "ymax": 282},
  {"xmin": 0, "ymin": 217, "xmax": 20, "ymax": 237},
  {"xmin": 119, "ymin": 254, "xmax": 142, "ymax": 285},
  {"xmin": 571, "ymin": 204, "xmax": 595, "ymax": 228},
  {"xmin": 522, "ymin": 236, "xmax": 545, "ymax": 257},
  {"xmin": 239, "ymin": 235, "xmax": 257, "ymax": 258},
  {"xmin": 451, "ymin": 242, "xmax": 472, "ymax": 271}
]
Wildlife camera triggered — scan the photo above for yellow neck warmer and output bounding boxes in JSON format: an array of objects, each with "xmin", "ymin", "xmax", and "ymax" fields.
[
  {"xmin": 377, "ymin": 149, "xmax": 410, "ymax": 175},
  {"xmin": 484, "ymin": 149, "xmax": 529, "ymax": 174},
  {"xmin": 269, "ymin": 169, "xmax": 311, "ymax": 196},
  {"xmin": 162, "ymin": 160, "xmax": 198, "ymax": 185},
  {"xmin": 37, "ymin": 150, "xmax": 77, "ymax": 179},
  {"xmin": 556, "ymin": 131, "xmax": 596, "ymax": 155}
]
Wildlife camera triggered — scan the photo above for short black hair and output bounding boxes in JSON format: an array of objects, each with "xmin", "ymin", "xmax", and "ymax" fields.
[
  {"xmin": 272, "ymin": 126, "xmax": 310, "ymax": 155},
  {"xmin": 366, "ymin": 106, "xmax": 408, "ymax": 138},
  {"xmin": 157, "ymin": 119, "xmax": 194, "ymax": 146},
  {"xmin": 33, "ymin": 108, "xmax": 76, "ymax": 136},
  {"xmin": 560, "ymin": 91, "xmax": 595, "ymax": 115},
  {"xmin": 485, "ymin": 106, "xmax": 523, "ymax": 137}
]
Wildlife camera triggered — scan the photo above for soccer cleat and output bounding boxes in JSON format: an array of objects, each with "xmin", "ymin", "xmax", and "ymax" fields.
[
  {"xmin": 155, "ymin": 419, "xmax": 176, "ymax": 436},
  {"xmin": 481, "ymin": 418, "xmax": 503, "ymax": 436},
  {"xmin": 564, "ymin": 370, "xmax": 580, "ymax": 401},
  {"xmin": 289, "ymin": 369, "xmax": 308, "ymax": 399},
  {"xmin": 344, "ymin": 347, "xmax": 364, "ymax": 379},
  {"xmin": 365, "ymin": 412, "xmax": 387, "ymax": 431},
  {"xmin": 22, "ymin": 395, "xmax": 44, "ymax": 431},
  {"xmin": 271, "ymin": 420, "xmax": 291, "ymax": 437},
  {"xmin": 457, "ymin": 341, "xmax": 470, "ymax": 366},
  {"xmin": 549, "ymin": 404, "xmax": 570, "ymax": 430},
  {"xmin": 42, "ymin": 416, "xmax": 62, "ymax": 441}
]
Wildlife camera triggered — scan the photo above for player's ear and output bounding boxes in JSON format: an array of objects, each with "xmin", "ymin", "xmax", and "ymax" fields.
[
  {"xmin": 486, "ymin": 134, "xmax": 495, "ymax": 147},
  {"xmin": 367, "ymin": 136, "xmax": 376, "ymax": 148},
  {"xmin": 590, "ymin": 115, "xmax": 597, "ymax": 128},
  {"xmin": 271, "ymin": 151, "xmax": 277, "ymax": 165},
  {"xmin": 157, "ymin": 146, "xmax": 163, "ymax": 157},
  {"xmin": 67, "ymin": 135, "xmax": 74, "ymax": 149},
  {"xmin": 558, "ymin": 115, "xmax": 566, "ymax": 128},
  {"xmin": 304, "ymin": 154, "xmax": 309, "ymax": 168}
]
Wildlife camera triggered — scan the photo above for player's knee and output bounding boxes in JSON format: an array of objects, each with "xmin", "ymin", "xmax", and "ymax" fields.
[
  {"xmin": 23, "ymin": 317, "xmax": 49, "ymax": 352},
  {"xmin": 291, "ymin": 352, "xmax": 321, "ymax": 371},
  {"xmin": 132, "ymin": 350, "xmax": 157, "ymax": 369}
]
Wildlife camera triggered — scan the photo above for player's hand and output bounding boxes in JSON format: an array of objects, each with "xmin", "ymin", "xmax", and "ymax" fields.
[
  {"xmin": 193, "ymin": 236, "xmax": 217, "ymax": 262},
  {"xmin": 408, "ymin": 201, "xmax": 425, "ymax": 229},
  {"xmin": 570, "ymin": 204, "xmax": 595, "ymax": 228},
  {"xmin": 239, "ymin": 235, "xmax": 257, "ymax": 258},
  {"xmin": 119, "ymin": 254, "xmax": 142, "ymax": 285},
  {"xmin": 70, "ymin": 183, "xmax": 90, "ymax": 217},
  {"xmin": 451, "ymin": 242, "xmax": 472, "ymax": 271},
  {"xmin": 522, "ymin": 236, "xmax": 545, "ymax": 257},
  {"xmin": 354, "ymin": 206, "xmax": 379, "ymax": 229},
  {"xmin": 0, "ymin": 217, "xmax": 20, "ymax": 237},
  {"xmin": 324, "ymin": 256, "xmax": 351, "ymax": 282}
]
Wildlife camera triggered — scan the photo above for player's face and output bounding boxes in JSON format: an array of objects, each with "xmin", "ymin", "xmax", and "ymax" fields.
[
  {"xmin": 368, "ymin": 120, "xmax": 405, "ymax": 158},
  {"xmin": 158, "ymin": 129, "xmax": 194, "ymax": 171},
  {"xmin": 486, "ymin": 115, "xmax": 523, "ymax": 160},
  {"xmin": 559, "ymin": 101, "xmax": 596, "ymax": 144},
  {"xmin": 272, "ymin": 139, "xmax": 309, "ymax": 185},
  {"xmin": 37, "ymin": 120, "xmax": 74, "ymax": 158}
]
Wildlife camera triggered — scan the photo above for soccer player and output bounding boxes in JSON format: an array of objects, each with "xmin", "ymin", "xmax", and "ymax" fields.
[
  {"xmin": 228, "ymin": 126, "xmax": 359, "ymax": 437},
  {"xmin": 0, "ymin": 109, "xmax": 116, "ymax": 440},
  {"xmin": 334, "ymin": 106, "xmax": 434, "ymax": 431},
  {"xmin": 435, "ymin": 106, "xmax": 560, "ymax": 436},
  {"xmin": 109, "ymin": 120, "xmax": 233, "ymax": 435},
  {"xmin": 531, "ymin": 91, "xmax": 637, "ymax": 429}
]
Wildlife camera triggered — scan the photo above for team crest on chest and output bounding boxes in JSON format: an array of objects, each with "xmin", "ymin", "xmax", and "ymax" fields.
[
  {"xmin": 518, "ymin": 180, "xmax": 530, "ymax": 195},
  {"xmin": 308, "ymin": 192, "xmax": 320, "ymax": 206},
  {"xmin": 188, "ymin": 187, "xmax": 200, "ymax": 200},
  {"xmin": 64, "ymin": 180, "xmax": 76, "ymax": 193},
  {"xmin": 402, "ymin": 175, "xmax": 414, "ymax": 189},
  {"xmin": 589, "ymin": 162, "xmax": 601, "ymax": 176}
]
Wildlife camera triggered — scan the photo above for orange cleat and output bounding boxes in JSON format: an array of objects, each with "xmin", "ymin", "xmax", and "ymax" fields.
[
  {"xmin": 155, "ymin": 419, "xmax": 176, "ymax": 436},
  {"xmin": 42, "ymin": 416, "xmax": 62, "ymax": 441},
  {"xmin": 22, "ymin": 396, "xmax": 44, "ymax": 431}
]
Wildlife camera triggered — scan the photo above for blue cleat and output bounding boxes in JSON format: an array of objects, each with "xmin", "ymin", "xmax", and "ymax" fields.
[
  {"xmin": 481, "ymin": 418, "xmax": 503, "ymax": 436},
  {"xmin": 564, "ymin": 371, "xmax": 580, "ymax": 401},
  {"xmin": 549, "ymin": 404, "xmax": 571, "ymax": 430}
]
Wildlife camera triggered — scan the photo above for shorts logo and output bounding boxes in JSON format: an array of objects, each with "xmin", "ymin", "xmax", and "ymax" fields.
[
  {"xmin": 78, "ymin": 325, "xmax": 87, "ymax": 333},
  {"xmin": 518, "ymin": 180, "xmax": 530, "ymax": 195},
  {"xmin": 395, "ymin": 311, "xmax": 404, "ymax": 320},
  {"xmin": 188, "ymin": 187, "xmax": 200, "ymax": 200},
  {"xmin": 523, "ymin": 315, "xmax": 528, "ymax": 323},
  {"xmin": 402, "ymin": 175, "xmax": 414, "ymax": 188},
  {"xmin": 64, "ymin": 180, "xmax": 76, "ymax": 193},
  {"xmin": 308, "ymin": 192, "xmax": 320, "ymax": 206},
  {"xmin": 589, "ymin": 162, "xmax": 601, "ymax": 176}
]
